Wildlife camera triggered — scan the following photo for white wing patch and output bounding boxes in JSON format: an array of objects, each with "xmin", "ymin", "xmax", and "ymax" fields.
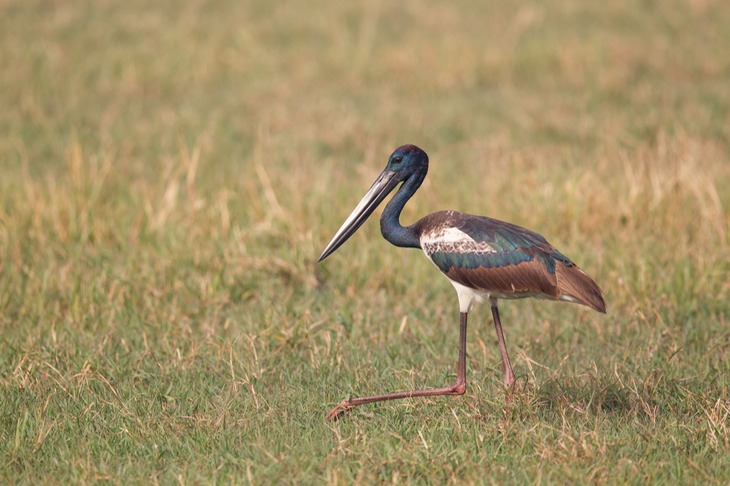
[{"xmin": 420, "ymin": 225, "xmax": 496, "ymax": 258}]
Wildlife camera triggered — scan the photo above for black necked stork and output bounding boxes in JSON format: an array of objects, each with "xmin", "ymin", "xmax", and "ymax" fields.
[{"xmin": 319, "ymin": 144, "xmax": 606, "ymax": 420}]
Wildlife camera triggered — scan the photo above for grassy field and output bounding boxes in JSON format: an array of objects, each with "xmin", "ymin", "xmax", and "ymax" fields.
[{"xmin": 1, "ymin": 0, "xmax": 729, "ymax": 483}]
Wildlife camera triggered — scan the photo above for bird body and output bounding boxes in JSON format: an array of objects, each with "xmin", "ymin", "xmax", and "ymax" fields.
[
  {"xmin": 414, "ymin": 210, "xmax": 606, "ymax": 313},
  {"xmin": 319, "ymin": 144, "xmax": 605, "ymax": 420}
]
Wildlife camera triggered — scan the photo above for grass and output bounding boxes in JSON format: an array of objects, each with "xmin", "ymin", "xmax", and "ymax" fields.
[{"xmin": 1, "ymin": 0, "xmax": 729, "ymax": 483}]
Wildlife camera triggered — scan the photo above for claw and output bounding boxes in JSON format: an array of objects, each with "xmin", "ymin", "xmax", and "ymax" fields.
[
  {"xmin": 504, "ymin": 379, "xmax": 518, "ymax": 403},
  {"xmin": 325, "ymin": 400, "xmax": 353, "ymax": 421}
]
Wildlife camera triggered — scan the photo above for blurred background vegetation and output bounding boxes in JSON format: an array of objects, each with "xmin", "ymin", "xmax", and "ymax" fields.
[{"xmin": 1, "ymin": 0, "xmax": 728, "ymax": 483}]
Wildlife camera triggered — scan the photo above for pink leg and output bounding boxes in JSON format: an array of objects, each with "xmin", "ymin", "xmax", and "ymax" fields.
[
  {"xmin": 326, "ymin": 311, "xmax": 469, "ymax": 420},
  {"xmin": 490, "ymin": 300, "xmax": 515, "ymax": 388}
]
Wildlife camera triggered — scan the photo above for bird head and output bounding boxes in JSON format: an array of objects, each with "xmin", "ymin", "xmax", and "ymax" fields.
[
  {"xmin": 385, "ymin": 144, "xmax": 429, "ymax": 182},
  {"xmin": 318, "ymin": 144, "xmax": 428, "ymax": 262}
]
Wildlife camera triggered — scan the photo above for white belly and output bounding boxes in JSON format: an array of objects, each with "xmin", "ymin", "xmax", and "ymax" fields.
[{"xmin": 449, "ymin": 279, "xmax": 545, "ymax": 312}]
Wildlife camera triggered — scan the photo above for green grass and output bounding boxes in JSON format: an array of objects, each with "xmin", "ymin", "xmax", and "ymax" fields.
[{"xmin": 1, "ymin": 0, "xmax": 729, "ymax": 483}]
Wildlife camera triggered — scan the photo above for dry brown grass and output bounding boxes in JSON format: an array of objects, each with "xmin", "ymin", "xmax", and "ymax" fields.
[{"xmin": 1, "ymin": 0, "xmax": 729, "ymax": 483}]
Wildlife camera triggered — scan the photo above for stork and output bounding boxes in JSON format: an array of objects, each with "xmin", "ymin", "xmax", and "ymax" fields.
[{"xmin": 319, "ymin": 145, "xmax": 606, "ymax": 420}]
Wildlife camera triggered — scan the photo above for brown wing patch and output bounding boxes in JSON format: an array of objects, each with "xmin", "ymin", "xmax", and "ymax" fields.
[
  {"xmin": 555, "ymin": 263, "xmax": 607, "ymax": 313},
  {"xmin": 445, "ymin": 258, "xmax": 560, "ymax": 298}
]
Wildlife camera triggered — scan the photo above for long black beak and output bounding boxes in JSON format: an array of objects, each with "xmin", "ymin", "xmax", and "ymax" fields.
[{"xmin": 319, "ymin": 169, "xmax": 400, "ymax": 262}]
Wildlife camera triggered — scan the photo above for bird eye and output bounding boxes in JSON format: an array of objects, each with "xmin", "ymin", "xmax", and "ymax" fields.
[{"xmin": 392, "ymin": 155, "xmax": 403, "ymax": 164}]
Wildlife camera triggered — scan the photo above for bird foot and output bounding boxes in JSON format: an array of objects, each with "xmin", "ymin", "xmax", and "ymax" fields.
[
  {"xmin": 325, "ymin": 400, "xmax": 353, "ymax": 421},
  {"xmin": 505, "ymin": 386, "xmax": 515, "ymax": 403},
  {"xmin": 504, "ymin": 378, "xmax": 517, "ymax": 403}
]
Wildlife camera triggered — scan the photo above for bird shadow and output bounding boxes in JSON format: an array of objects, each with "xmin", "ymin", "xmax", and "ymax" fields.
[{"xmin": 490, "ymin": 375, "xmax": 654, "ymax": 421}]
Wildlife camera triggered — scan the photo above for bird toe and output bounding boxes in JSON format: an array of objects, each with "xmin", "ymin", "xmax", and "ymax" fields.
[{"xmin": 325, "ymin": 400, "xmax": 353, "ymax": 421}]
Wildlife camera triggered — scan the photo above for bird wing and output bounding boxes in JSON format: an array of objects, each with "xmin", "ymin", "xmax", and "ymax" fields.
[{"xmin": 418, "ymin": 211, "xmax": 571, "ymax": 298}]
